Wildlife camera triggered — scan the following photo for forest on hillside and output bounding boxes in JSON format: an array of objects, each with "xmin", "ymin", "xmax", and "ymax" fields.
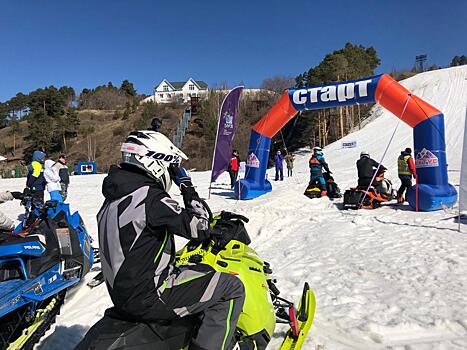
[{"xmin": 0, "ymin": 45, "xmax": 464, "ymax": 173}]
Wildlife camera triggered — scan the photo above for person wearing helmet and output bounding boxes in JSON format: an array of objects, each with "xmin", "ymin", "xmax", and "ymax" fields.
[
  {"xmin": 309, "ymin": 147, "xmax": 331, "ymax": 194},
  {"xmin": 26, "ymin": 150, "xmax": 47, "ymax": 206},
  {"xmin": 97, "ymin": 130, "xmax": 245, "ymax": 350},
  {"xmin": 356, "ymin": 151, "xmax": 386, "ymax": 188},
  {"xmin": 397, "ymin": 147, "xmax": 417, "ymax": 203}
]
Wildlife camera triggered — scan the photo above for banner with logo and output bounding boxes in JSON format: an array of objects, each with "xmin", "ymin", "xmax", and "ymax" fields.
[
  {"xmin": 342, "ymin": 140, "xmax": 357, "ymax": 149},
  {"xmin": 210, "ymin": 86, "xmax": 244, "ymax": 183}
]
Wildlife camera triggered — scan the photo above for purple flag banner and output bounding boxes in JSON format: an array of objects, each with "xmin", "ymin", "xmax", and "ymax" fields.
[{"xmin": 210, "ymin": 86, "xmax": 244, "ymax": 183}]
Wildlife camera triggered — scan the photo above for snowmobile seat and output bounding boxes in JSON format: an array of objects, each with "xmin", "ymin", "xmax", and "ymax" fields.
[
  {"xmin": 75, "ymin": 307, "xmax": 198, "ymax": 350},
  {"xmin": 0, "ymin": 233, "xmax": 45, "ymax": 247},
  {"xmin": 304, "ymin": 186, "xmax": 322, "ymax": 199}
]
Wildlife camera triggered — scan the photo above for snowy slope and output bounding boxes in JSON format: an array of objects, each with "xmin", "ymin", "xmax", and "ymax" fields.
[{"xmin": 0, "ymin": 66, "xmax": 465, "ymax": 350}]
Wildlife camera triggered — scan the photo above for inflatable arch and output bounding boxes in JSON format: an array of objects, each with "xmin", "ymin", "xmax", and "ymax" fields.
[{"xmin": 236, "ymin": 74, "xmax": 457, "ymax": 211}]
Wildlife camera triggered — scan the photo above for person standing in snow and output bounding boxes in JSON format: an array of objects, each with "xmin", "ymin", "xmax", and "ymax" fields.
[
  {"xmin": 285, "ymin": 151, "xmax": 295, "ymax": 177},
  {"xmin": 44, "ymin": 159, "xmax": 63, "ymax": 203},
  {"xmin": 53, "ymin": 154, "xmax": 70, "ymax": 201},
  {"xmin": 356, "ymin": 151, "xmax": 386, "ymax": 189},
  {"xmin": 97, "ymin": 130, "xmax": 245, "ymax": 350},
  {"xmin": 397, "ymin": 147, "xmax": 417, "ymax": 203},
  {"xmin": 274, "ymin": 150, "xmax": 284, "ymax": 181},
  {"xmin": 26, "ymin": 150, "xmax": 47, "ymax": 205},
  {"xmin": 227, "ymin": 150, "xmax": 240, "ymax": 190},
  {"xmin": 309, "ymin": 147, "xmax": 331, "ymax": 193},
  {"xmin": 0, "ymin": 191, "xmax": 24, "ymax": 231}
]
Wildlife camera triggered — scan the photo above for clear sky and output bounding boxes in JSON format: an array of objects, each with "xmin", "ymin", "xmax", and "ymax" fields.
[{"xmin": 1, "ymin": 0, "xmax": 466, "ymax": 101}]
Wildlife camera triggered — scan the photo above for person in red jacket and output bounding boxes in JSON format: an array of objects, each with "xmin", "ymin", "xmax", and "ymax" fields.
[
  {"xmin": 397, "ymin": 147, "xmax": 417, "ymax": 203},
  {"xmin": 228, "ymin": 150, "xmax": 240, "ymax": 190}
]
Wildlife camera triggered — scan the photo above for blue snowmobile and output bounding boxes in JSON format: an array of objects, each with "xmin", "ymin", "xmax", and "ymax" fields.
[{"xmin": 0, "ymin": 196, "xmax": 94, "ymax": 350}]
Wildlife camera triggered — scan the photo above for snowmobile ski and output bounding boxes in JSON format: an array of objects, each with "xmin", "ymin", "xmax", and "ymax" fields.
[
  {"xmin": 279, "ymin": 283, "xmax": 316, "ymax": 350},
  {"xmin": 6, "ymin": 291, "xmax": 65, "ymax": 350},
  {"xmin": 87, "ymin": 271, "xmax": 105, "ymax": 288}
]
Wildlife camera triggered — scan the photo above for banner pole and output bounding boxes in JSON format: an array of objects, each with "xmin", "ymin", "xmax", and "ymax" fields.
[{"xmin": 237, "ymin": 173, "xmax": 241, "ymax": 200}]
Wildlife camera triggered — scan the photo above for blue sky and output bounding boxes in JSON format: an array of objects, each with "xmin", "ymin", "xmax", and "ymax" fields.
[{"xmin": 0, "ymin": 0, "xmax": 466, "ymax": 101}]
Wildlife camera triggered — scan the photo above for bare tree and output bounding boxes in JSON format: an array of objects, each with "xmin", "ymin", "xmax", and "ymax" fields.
[{"xmin": 261, "ymin": 75, "xmax": 295, "ymax": 93}]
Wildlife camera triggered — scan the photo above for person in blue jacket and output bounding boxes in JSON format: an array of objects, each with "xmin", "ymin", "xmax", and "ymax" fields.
[
  {"xmin": 309, "ymin": 147, "xmax": 331, "ymax": 194},
  {"xmin": 26, "ymin": 150, "xmax": 47, "ymax": 205},
  {"xmin": 274, "ymin": 150, "xmax": 284, "ymax": 181}
]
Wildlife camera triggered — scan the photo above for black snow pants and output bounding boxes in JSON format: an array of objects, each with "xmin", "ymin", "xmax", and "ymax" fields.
[
  {"xmin": 228, "ymin": 170, "xmax": 239, "ymax": 189},
  {"xmin": 141, "ymin": 264, "xmax": 245, "ymax": 350},
  {"xmin": 397, "ymin": 175, "xmax": 412, "ymax": 199}
]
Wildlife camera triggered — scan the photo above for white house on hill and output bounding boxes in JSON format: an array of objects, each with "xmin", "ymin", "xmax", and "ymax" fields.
[{"xmin": 143, "ymin": 78, "xmax": 209, "ymax": 104}]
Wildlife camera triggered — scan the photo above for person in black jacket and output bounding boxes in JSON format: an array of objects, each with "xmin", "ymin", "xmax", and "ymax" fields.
[
  {"xmin": 98, "ymin": 130, "xmax": 245, "ymax": 350},
  {"xmin": 356, "ymin": 151, "xmax": 386, "ymax": 189},
  {"xmin": 26, "ymin": 150, "xmax": 47, "ymax": 206}
]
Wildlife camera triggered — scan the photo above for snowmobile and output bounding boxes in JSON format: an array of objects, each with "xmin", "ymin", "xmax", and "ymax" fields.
[
  {"xmin": 343, "ymin": 169, "xmax": 397, "ymax": 209},
  {"xmin": 304, "ymin": 172, "xmax": 342, "ymax": 199},
  {"xmin": 76, "ymin": 211, "xmax": 316, "ymax": 350},
  {"xmin": 0, "ymin": 197, "xmax": 94, "ymax": 350}
]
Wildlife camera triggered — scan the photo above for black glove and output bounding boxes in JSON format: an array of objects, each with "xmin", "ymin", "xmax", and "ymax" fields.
[
  {"xmin": 169, "ymin": 165, "xmax": 194, "ymax": 192},
  {"xmin": 10, "ymin": 191, "xmax": 24, "ymax": 200}
]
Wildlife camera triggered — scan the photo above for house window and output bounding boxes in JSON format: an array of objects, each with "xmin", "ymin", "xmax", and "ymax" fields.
[
  {"xmin": 163, "ymin": 85, "xmax": 169, "ymax": 91},
  {"xmin": 159, "ymin": 94, "xmax": 164, "ymax": 98},
  {"xmin": 189, "ymin": 84, "xmax": 194, "ymax": 91}
]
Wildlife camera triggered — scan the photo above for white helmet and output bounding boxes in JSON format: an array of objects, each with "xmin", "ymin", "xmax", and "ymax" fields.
[
  {"xmin": 360, "ymin": 151, "xmax": 370, "ymax": 158},
  {"xmin": 120, "ymin": 130, "xmax": 188, "ymax": 192},
  {"xmin": 313, "ymin": 146, "xmax": 323, "ymax": 156}
]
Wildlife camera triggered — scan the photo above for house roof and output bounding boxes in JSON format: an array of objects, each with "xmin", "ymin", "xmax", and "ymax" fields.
[
  {"xmin": 195, "ymin": 80, "xmax": 208, "ymax": 89},
  {"xmin": 169, "ymin": 81, "xmax": 185, "ymax": 89},
  {"xmin": 156, "ymin": 79, "xmax": 208, "ymax": 91}
]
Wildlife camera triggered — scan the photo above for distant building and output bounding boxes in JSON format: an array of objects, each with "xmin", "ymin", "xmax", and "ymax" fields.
[{"xmin": 142, "ymin": 78, "xmax": 209, "ymax": 104}]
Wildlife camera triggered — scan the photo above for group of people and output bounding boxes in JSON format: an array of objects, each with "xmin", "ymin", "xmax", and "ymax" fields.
[
  {"xmin": 356, "ymin": 147, "xmax": 416, "ymax": 203},
  {"xmin": 274, "ymin": 150, "xmax": 295, "ymax": 181},
  {"xmin": 0, "ymin": 151, "xmax": 69, "ymax": 231},
  {"xmin": 26, "ymin": 151, "xmax": 70, "ymax": 204},
  {"xmin": 229, "ymin": 144, "xmax": 416, "ymax": 204},
  {"xmin": 227, "ymin": 149, "xmax": 296, "ymax": 189}
]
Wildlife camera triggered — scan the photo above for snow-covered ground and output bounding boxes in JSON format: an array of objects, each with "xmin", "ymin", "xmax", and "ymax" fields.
[{"xmin": 0, "ymin": 66, "xmax": 466, "ymax": 349}]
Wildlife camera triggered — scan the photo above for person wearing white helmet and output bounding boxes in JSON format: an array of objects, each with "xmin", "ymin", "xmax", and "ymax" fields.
[
  {"xmin": 308, "ymin": 146, "xmax": 331, "ymax": 195},
  {"xmin": 356, "ymin": 151, "xmax": 386, "ymax": 188},
  {"xmin": 97, "ymin": 129, "xmax": 245, "ymax": 350}
]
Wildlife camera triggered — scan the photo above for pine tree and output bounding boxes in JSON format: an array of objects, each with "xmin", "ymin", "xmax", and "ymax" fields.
[{"xmin": 120, "ymin": 80, "xmax": 137, "ymax": 96}]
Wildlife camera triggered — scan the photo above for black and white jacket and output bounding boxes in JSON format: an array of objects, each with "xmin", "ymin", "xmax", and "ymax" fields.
[{"xmin": 97, "ymin": 165, "xmax": 210, "ymax": 315}]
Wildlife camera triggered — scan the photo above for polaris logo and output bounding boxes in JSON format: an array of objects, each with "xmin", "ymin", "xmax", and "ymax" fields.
[
  {"xmin": 292, "ymin": 79, "xmax": 372, "ymax": 105},
  {"xmin": 24, "ymin": 245, "xmax": 41, "ymax": 250}
]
